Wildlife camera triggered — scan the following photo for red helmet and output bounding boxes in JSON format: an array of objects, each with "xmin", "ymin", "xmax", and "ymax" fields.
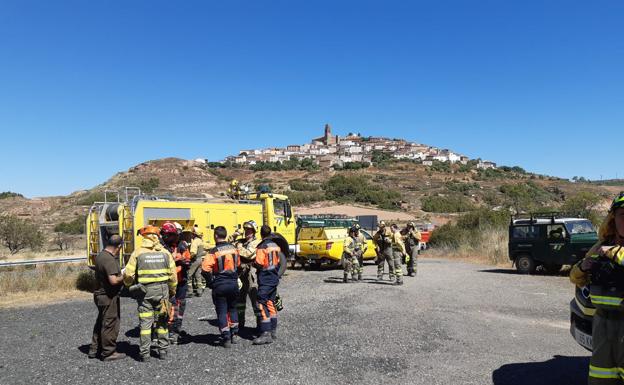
[{"xmin": 161, "ymin": 222, "xmax": 177, "ymax": 235}]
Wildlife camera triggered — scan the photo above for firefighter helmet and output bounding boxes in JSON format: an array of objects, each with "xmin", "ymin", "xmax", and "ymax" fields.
[
  {"xmin": 161, "ymin": 222, "xmax": 177, "ymax": 235},
  {"xmin": 192, "ymin": 225, "xmax": 203, "ymax": 237},
  {"xmin": 139, "ymin": 225, "xmax": 160, "ymax": 236},
  {"xmin": 243, "ymin": 220, "xmax": 258, "ymax": 233},
  {"xmin": 610, "ymin": 192, "xmax": 624, "ymax": 212}
]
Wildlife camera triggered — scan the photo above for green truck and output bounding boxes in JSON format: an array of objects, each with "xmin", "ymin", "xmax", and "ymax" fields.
[{"xmin": 508, "ymin": 213, "xmax": 598, "ymax": 274}]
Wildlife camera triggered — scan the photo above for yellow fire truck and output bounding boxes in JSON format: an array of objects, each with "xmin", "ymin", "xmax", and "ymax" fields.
[{"xmin": 86, "ymin": 187, "xmax": 296, "ymax": 267}]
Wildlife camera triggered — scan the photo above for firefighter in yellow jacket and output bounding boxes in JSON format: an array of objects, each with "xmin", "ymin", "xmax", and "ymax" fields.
[
  {"xmin": 232, "ymin": 220, "xmax": 262, "ymax": 330},
  {"xmin": 123, "ymin": 226, "xmax": 177, "ymax": 362},
  {"xmin": 188, "ymin": 226, "xmax": 206, "ymax": 297},
  {"xmin": 343, "ymin": 224, "xmax": 368, "ymax": 283},
  {"xmin": 390, "ymin": 224, "xmax": 406, "ymax": 286},
  {"xmin": 570, "ymin": 192, "xmax": 624, "ymax": 384},
  {"xmin": 405, "ymin": 222, "xmax": 422, "ymax": 277},
  {"xmin": 373, "ymin": 221, "xmax": 395, "ymax": 282}
]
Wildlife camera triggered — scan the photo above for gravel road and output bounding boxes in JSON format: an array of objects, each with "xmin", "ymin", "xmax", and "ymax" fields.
[{"xmin": 0, "ymin": 258, "xmax": 590, "ymax": 385}]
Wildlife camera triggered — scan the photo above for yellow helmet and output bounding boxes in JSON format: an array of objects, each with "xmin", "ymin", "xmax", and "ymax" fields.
[
  {"xmin": 379, "ymin": 220, "xmax": 386, "ymax": 227},
  {"xmin": 610, "ymin": 191, "xmax": 624, "ymax": 212},
  {"xmin": 231, "ymin": 179, "xmax": 239, "ymax": 187}
]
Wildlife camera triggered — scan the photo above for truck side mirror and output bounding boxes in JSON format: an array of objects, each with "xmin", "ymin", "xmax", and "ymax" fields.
[{"xmin": 285, "ymin": 201, "xmax": 293, "ymax": 224}]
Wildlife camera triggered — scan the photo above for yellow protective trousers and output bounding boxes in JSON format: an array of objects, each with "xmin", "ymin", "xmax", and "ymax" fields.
[{"xmin": 589, "ymin": 311, "xmax": 624, "ymax": 384}]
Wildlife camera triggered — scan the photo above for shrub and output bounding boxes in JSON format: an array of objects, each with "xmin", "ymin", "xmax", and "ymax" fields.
[
  {"xmin": 289, "ymin": 180, "xmax": 320, "ymax": 191},
  {"xmin": 561, "ymin": 191, "xmax": 603, "ymax": 225},
  {"xmin": 0, "ymin": 191, "xmax": 23, "ymax": 200},
  {"xmin": 75, "ymin": 269, "xmax": 97, "ymax": 292},
  {"xmin": 323, "ymin": 175, "xmax": 401, "ymax": 209},
  {"xmin": 76, "ymin": 191, "xmax": 106, "ymax": 206},
  {"xmin": 335, "ymin": 162, "xmax": 371, "ymax": 170},
  {"xmin": 498, "ymin": 182, "xmax": 557, "ymax": 213},
  {"xmin": 0, "ymin": 216, "xmax": 44, "ymax": 254},
  {"xmin": 54, "ymin": 215, "xmax": 86, "ymax": 235},
  {"xmin": 251, "ymin": 157, "xmax": 319, "ymax": 172},
  {"xmin": 288, "ymin": 191, "xmax": 325, "ymax": 206},
  {"xmin": 0, "ymin": 265, "xmax": 89, "ymax": 296},
  {"xmin": 421, "ymin": 195, "xmax": 475, "ymax": 213},
  {"xmin": 429, "ymin": 209, "xmax": 510, "ymax": 264},
  {"xmin": 429, "ymin": 160, "xmax": 452, "ymax": 173},
  {"xmin": 136, "ymin": 177, "xmax": 160, "ymax": 194},
  {"xmin": 371, "ymin": 150, "xmax": 392, "ymax": 166},
  {"xmin": 445, "ymin": 181, "xmax": 480, "ymax": 194}
]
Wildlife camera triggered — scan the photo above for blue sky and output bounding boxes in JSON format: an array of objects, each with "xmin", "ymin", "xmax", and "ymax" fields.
[{"xmin": 0, "ymin": 1, "xmax": 622, "ymax": 197}]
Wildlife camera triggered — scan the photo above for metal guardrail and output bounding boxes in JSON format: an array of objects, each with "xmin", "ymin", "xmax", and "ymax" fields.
[{"xmin": 0, "ymin": 257, "xmax": 87, "ymax": 267}]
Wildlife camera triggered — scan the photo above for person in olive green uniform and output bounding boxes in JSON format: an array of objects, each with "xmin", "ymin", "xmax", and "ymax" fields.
[
  {"xmin": 89, "ymin": 235, "xmax": 126, "ymax": 361},
  {"xmin": 123, "ymin": 226, "xmax": 177, "ymax": 362},
  {"xmin": 405, "ymin": 222, "xmax": 422, "ymax": 277},
  {"xmin": 232, "ymin": 220, "xmax": 262, "ymax": 329},
  {"xmin": 343, "ymin": 224, "xmax": 368, "ymax": 283},
  {"xmin": 188, "ymin": 226, "xmax": 206, "ymax": 297},
  {"xmin": 390, "ymin": 224, "xmax": 406, "ymax": 285},
  {"xmin": 570, "ymin": 192, "xmax": 624, "ymax": 385}
]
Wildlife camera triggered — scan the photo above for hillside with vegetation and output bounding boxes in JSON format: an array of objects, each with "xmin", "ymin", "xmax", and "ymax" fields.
[{"xmin": 0, "ymin": 156, "xmax": 618, "ymax": 261}]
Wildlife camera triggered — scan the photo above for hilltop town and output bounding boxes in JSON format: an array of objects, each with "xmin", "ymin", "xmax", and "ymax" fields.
[{"xmin": 216, "ymin": 124, "xmax": 498, "ymax": 170}]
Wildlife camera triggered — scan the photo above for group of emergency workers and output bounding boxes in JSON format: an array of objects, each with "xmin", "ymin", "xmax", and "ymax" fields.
[
  {"xmin": 342, "ymin": 221, "xmax": 421, "ymax": 285},
  {"xmin": 119, "ymin": 219, "xmax": 283, "ymax": 361}
]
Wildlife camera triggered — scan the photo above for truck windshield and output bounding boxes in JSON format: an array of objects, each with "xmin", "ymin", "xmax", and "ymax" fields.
[{"xmin": 565, "ymin": 221, "xmax": 596, "ymax": 235}]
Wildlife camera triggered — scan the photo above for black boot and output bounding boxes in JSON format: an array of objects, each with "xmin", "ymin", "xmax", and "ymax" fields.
[
  {"xmin": 343, "ymin": 273, "xmax": 348, "ymax": 283},
  {"xmin": 253, "ymin": 331, "xmax": 273, "ymax": 345}
]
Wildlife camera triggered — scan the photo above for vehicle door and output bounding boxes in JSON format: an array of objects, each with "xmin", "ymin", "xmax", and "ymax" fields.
[
  {"xmin": 545, "ymin": 223, "xmax": 568, "ymax": 265},
  {"xmin": 272, "ymin": 198, "xmax": 296, "ymax": 245},
  {"xmin": 360, "ymin": 230, "xmax": 377, "ymax": 259},
  {"xmin": 509, "ymin": 224, "xmax": 540, "ymax": 259}
]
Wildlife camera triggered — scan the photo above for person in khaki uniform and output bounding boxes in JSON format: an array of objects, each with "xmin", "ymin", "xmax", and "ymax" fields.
[
  {"xmin": 343, "ymin": 224, "xmax": 368, "ymax": 283},
  {"xmin": 390, "ymin": 224, "xmax": 406, "ymax": 286},
  {"xmin": 123, "ymin": 226, "xmax": 177, "ymax": 362},
  {"xmin": 405, "ymin": 222, "xmax": 422, "ymax": 277},
  {"xmin": 373, "ymin": 221, "xmax": 395, "ymax": 282},
  {"xmin": 188, "ymin": 226, "xmax": 206, "ymax": 297},
  {"xmin": 89, "ymin": 235, "xmax": 126, "ymax": 361},
  {"xmin": 570, "ymin": 192, "xmax": 624, "ymax": 384},
  {"xmin": 231, "ymin": 220, "xmax": 262, "ymax": 330}
]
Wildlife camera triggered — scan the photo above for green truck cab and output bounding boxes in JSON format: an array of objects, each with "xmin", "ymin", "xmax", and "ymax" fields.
[{"xmin": 508, "ymin": 213, "xmax": 598, "ymax": 274}]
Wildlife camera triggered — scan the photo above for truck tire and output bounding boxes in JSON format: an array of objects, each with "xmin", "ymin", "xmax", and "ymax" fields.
[{"xmin": 516, "ymin": 255, "xmax": 536, "ymax": 274}]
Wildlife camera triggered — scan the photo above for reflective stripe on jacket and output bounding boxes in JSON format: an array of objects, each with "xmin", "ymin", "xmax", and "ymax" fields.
[
  {"xmin": 255, "ymin": 241, "xmax": 281, "ymax": 271},
  {"xmin": 137, "ymin": 252, "xmax": 171, "ymax": 284},
  {"xmin": 255, "ymin": 240, "xmax": 281, "ymax": 286},
  {"xmin": 202, "ymin": 242, "xmax": 241, "ymax": 283}
]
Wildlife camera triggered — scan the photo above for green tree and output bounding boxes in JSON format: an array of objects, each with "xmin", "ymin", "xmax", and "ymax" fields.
[
  {"xmin": 137, "ymin": 177, "xmax": 160, "ymax": 194},
  {"xmin": 0, "ymin": 215, "xmax": 45, "ymax": 254},
  {"xmin": 561, "ymin": 191, "xmax": 602, "ymax": 224},
  {"xmin": 54, "ymin": 215, "xmax": 86, "ymax": 235},
  {"xmin": 0, "ymin": 191, "xmax": 23, "ymax": 200}
]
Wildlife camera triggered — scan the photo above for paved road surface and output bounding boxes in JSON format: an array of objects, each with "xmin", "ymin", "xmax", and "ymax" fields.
[{"xmin": 0, "ymin": 258, "xmax": 590, "ymax": 385}]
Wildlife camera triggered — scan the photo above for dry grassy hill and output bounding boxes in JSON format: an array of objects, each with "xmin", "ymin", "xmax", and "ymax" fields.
[{"xmin": 0, "ymin": 157, "xmax": 619, "ymax": 259}]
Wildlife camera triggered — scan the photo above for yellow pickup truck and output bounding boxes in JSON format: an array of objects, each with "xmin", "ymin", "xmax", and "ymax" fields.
[{"xmin": 296, "ymin": 218, "xmax": 377, "ymax": 267}]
